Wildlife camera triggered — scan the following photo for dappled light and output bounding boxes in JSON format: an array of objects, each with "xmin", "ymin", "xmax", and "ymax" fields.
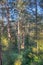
[
  {"xmin": 14, "ymin": 60, "xmax": 21, "ymax": 65},
  {"xmin": 1, "ymin": 36, "xmax": 8, "ymax": 47}
]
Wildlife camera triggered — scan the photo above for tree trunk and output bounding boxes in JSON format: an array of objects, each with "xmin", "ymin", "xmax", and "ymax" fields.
[
  {"xmin": 6, "ymin": 5, "xmax": 11, "ymax": 41},
  {"xmin": 17, "ymin": 21, "xmax": 20, "ymax": 53},
  {"xmin": 35, "ymin": 0, "xmax": 38, "ymax": 54},
  {"xmin": 0, "ymin": 24, "xmax": 2, "ymax": 65}
]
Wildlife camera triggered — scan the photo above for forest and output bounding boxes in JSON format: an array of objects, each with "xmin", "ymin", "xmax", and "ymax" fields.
[{"xmin": 0, "ymin": 0, "xmax": 43, "ymax": 65}]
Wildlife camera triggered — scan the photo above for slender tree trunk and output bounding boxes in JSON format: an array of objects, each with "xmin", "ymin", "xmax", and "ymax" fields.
[
  {"xmin": 21, "ymin": 33, "xmax": 25, "ymax": 49},
  {"xmin": 35, "ymin": 0, "xmax": 38, "ymax": 54},
  {"xmin": 6, "ymin": 5, "xmax": 11, "ymax": 41},
  {"xmin": 18, "ymin": 21, "xmax": 20, "ymax": 53},
  {"xmin": 0, "ymin": 2, "xmax": 5, "ymax": 65},
  {"xmin": 17, "ymin": 0, "xmax": 22, "ymax": 53},
  {"xmin": 0, "ymin": 24, "xmax": 2, "ymax": 65}
]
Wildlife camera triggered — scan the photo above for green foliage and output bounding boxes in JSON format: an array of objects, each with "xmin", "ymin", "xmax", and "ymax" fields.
[
  {"xmin": 25, "ymin": 34, "xmax": 30, "ymax": 48},
  {"xmin": 32, "ymin": 54, "xmax": 43, "ymax": 65},
  {"xmin": 21, "ymin": 48, "xmax": 34, "ymax": 65},
  {"xmin": 3, "ymin": 53, "xmax": 18, "ymax": 65}
]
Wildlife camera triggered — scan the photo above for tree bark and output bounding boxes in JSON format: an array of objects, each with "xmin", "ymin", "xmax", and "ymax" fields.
[
  {"xmin": 6, "ymin": 4, "xmax": 11, "ymax": 41},
  {"xmin": 0, "ymin": 24, "xmax": 2, "ymax": 65},
  {"xmin": 35, "ymin": 0, "xmax": 38, "ymax": 54}
]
